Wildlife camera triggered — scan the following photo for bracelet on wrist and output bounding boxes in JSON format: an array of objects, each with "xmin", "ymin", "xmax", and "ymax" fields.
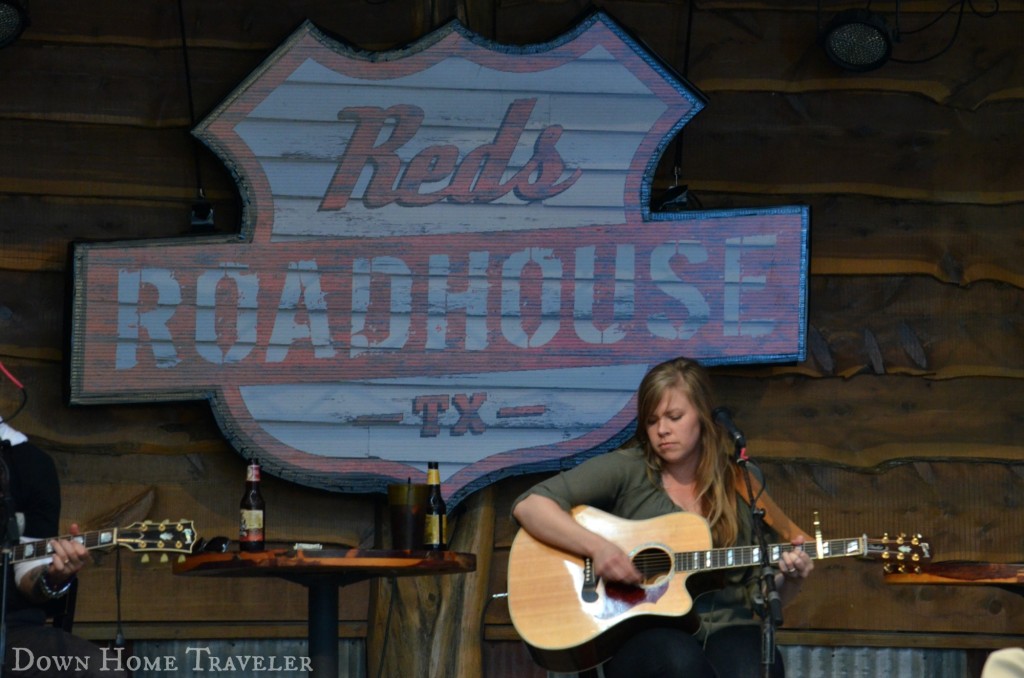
[{"xmin": 38, "ymin": 572, "xmax": 73, "ymax": 599}]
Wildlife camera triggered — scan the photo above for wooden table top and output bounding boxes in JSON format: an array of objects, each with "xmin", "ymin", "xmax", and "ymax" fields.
[
  {"xmin": 173, "ymin": 545, "xmax": 476, "ymax": 583},
  {"xmin": 884, "ymin": 560, "xmax": 1024, "ymax": 586}
]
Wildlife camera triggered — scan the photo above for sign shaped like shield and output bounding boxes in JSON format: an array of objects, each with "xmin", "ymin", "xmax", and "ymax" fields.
[{"xmin": 70, "ymin": 13, "xmax": 808, "ymax": 506}]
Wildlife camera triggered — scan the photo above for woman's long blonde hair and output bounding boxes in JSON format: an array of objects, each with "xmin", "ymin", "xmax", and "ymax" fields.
[{"xmin": 634, "ymin": 356, "xmax": 740, "ymax": 546}]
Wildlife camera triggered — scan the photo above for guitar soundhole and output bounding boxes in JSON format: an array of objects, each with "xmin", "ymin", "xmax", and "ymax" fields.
[{"xmin": 632, "ymin": 547, "xmax": 672, "ymax": 586}]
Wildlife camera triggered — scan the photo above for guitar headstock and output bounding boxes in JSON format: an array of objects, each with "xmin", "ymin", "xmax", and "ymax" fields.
[
  {"xmin": 117, "ymin": 520, "xmax": 198, "ymax": 556},
  {"xmin": 864, "ymin": 533, "xmax": 932, "ymax": 574}
]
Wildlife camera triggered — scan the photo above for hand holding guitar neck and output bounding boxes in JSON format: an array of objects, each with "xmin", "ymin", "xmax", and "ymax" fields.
[{"xmin": 44, "ymin": 523, "xmax": 91, "ymax": 590}]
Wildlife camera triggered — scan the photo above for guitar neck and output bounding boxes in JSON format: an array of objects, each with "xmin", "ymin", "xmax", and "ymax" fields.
[
  {"xmin": 676, "ymin": 536, "xmax": 867, "ymax": 574},
  {"xmin": 8, "ymin": 529, "xmax": 118, "ymax": 565}
]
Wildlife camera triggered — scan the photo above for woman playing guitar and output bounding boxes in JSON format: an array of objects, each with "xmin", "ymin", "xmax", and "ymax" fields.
[{"xmin": 512, "ymin": 356, "xmax": 814, "ymax": 677}]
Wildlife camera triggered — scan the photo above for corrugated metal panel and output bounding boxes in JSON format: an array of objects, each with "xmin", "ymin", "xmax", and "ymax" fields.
[
  {"xmin": 546, "ymin": 646, "xmax": 968, "ymax": 678},
  {"xmin": 779, "ymin": 646, "xmax": 967, "ymax": 678},
  {"xmin": 126, "ymin": 640, "xmax": 967, "ymax": 677}
]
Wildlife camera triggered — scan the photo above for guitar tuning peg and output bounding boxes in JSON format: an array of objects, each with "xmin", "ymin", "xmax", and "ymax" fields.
[
  {"xmin": 141, "ymin": 554, "xmax": 150, "ymax": 564},
  {"xmin": 812, "ymin": 510, "xmax": 824, "ymax": 555},
  {"xmin": 177, "ymin": 555, "xmax": 186, "ymax": 563},
  {"xmin": 160, "ymin": 554, "xmax": 169, "ymax": 563},
  {"xmin": 883, "ymin": 562, "xmax": 893, "ymax": 574}
]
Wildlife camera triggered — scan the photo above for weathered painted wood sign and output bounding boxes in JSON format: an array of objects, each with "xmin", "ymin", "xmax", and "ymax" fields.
[{"xmin": 69, "ymin": 12, "xmax": 808, "ymax": 505}]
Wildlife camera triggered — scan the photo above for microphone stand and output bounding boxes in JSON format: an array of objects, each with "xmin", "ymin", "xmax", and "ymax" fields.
[
  {"xmin": 0, "ymin": 443, "xmax": 18, "ymax": 678},
  {"xmin": 0, "ymin": 547, "xmax": 10, "ymax": 678},
  {"xmin": 735, "ymin": 441, "xmax": 782, "ymax": 678}
]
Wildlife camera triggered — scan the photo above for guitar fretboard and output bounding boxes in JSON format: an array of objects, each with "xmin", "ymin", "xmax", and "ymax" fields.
[
  {"xmin": 10, "ymin": 529, "xmax": 118, "ymax": 564},
  {"xmin": 674, "ymin": 537, "xmax": 867, "ymax": 573}
]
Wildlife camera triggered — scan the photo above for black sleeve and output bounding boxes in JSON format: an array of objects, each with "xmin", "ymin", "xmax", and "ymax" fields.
[
  {"xmin": 7, "ymin": 441, "xmax": 61, "ymax": 539},
  {"xmin": 4, "ymin": 440, "xmax": 61, "ymax": 619}
]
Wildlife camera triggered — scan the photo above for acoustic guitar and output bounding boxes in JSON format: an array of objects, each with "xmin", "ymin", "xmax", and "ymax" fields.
[
  {"xmin": 10, "ymin": 519, "xmax": 199, "ymax": 564},
  {"xmin": 507, "ymin": 506, "xmax": 930, "ymax": 672}
]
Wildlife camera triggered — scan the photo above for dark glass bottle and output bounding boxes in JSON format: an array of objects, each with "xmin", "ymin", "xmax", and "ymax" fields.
[
  {"xmin": 423, "ymin": 461, "xmax": 447, "ymax": 551},
  {"xmin": 239, "ymin": 458, "xmax": 265, "ymax": 552}
]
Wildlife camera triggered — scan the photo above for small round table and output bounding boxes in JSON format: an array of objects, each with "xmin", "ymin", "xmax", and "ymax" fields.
[{"xmin": 173, "ymin": 546, "xmax": 476, "ymax": 676}]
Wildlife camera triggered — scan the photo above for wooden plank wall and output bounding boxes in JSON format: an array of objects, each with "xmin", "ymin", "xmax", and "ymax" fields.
[{"xmin": 1, "ymin": 0, "xmax": 1022, "ymax": 673}]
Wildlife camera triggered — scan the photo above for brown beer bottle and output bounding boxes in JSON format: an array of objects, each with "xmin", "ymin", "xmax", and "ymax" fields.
[
  {"xmin": 239, "ymin": 458, "xmax": 265, "ymax": 552},
  {"xmin": 423, "ymin": 461, "xmax": 447, "ymax": 551}
]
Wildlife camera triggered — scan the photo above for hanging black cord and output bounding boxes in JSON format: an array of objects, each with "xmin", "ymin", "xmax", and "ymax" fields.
[
  {"xmin": 655, "ymin": 0, "xmax": 700, "ymax": 212},
  {"xmin": 176, "ymin": 0, "xmax": 205, "ymax": 202},
  {"xmin": 671, "ymin": 0, "xmax": 696, "ymax": 173},
  {"xmin": 0, "ymin": 361, "xmax": 27, "ymax": 425},
  {"xmin": 673, "ymin": 0, "xmax": 696, "ymax": 171},
  {"xmin": 890, "ymin": 0, "xmax": 998, "ymax": 65},
  {"xmin": 682, "ymin": 0, "xmax": 695, "ymax": 84},
  {"xmin": 0, "ymin": 392, "xmax": 26, "ymax": 427},
  {"xmin": 891, "ymin": 0, "xmax": 967, "ymax": 64}
]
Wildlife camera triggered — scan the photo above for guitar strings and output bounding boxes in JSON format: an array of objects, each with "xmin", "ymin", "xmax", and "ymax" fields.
[{"xmin": 626, "ymin": 539, "xmax": 864, "ymax": 575}]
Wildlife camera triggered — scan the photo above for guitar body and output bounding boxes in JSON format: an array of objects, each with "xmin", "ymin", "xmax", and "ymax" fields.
[
  {"xmin": 507, "ymin": 506, "xmax": 711, "ymax": 672},
  {"xmin": 509, "ymin": 506, "xmax": 929, "ymax": 672}
]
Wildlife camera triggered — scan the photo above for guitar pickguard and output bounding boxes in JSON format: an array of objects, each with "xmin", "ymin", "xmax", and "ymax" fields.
[{"xmin": 594, "ymin": 580, "xmax": 670, "ymax": 619}]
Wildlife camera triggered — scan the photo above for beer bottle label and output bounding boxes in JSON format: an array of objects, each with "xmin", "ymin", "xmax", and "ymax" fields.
[
  {"xmin": 240, "ymin": 509, "xmax": 264, "ymax": 540},
  {"xmin": 424, "ymin": 514, "xmax": 442, "ymax": 546}
]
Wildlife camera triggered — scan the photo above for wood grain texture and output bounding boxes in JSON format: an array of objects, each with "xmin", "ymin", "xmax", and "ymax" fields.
[
  {"xmin": 366, "ymin": 486, "xmax": 491, "ymax": 678},
  {"xmin": 0, "ymin": 0, "xmax": 1022, "ymax": 659},
  {"xmin": 885, "ymin": 561, "xmax": 1024, "ymax": 586}
]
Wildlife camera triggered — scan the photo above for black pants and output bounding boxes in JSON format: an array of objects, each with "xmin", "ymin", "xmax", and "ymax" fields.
[
  {"xmin": 3, "ymin": 625, "xmax": 127, "ymax": 677},
  {"xmin": 601, "ymin": 624, "xmax": 785, "ymax": 678}
]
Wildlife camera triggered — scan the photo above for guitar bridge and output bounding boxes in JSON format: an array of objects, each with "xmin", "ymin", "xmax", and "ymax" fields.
[{"xmin": 580, "ymin": 557, "xmax": 598, "ymax": 602}]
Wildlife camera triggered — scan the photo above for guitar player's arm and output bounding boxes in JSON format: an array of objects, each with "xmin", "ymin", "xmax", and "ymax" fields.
[
  {"xmin": 15, "ymin": 523, "xmax": 91, "ymax": 605},
  {"xmin": 513, "ymin": 494, "xmax": 643, "ymax": 585}
]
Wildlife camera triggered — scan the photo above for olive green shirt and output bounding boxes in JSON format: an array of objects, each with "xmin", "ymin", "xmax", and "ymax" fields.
[{"xmin": 512, "ymin": 446, "xmax": 777, "ymax": 637}]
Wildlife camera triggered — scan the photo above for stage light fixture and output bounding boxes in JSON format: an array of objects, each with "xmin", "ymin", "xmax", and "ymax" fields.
[
  {"xmin": 821, "ymin": 9, "xmax": 894, "ymax": 72},
  {"xmin": 652, "ymin": 185, "xmax": 690, "ymax": 212},
  {"xmin": 189, "ymin": 200, "xmax": 215, "ymax": 232},
  {"xmin": 0, "ymin": 0, "xmax": 28, "ymax": 49}
]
